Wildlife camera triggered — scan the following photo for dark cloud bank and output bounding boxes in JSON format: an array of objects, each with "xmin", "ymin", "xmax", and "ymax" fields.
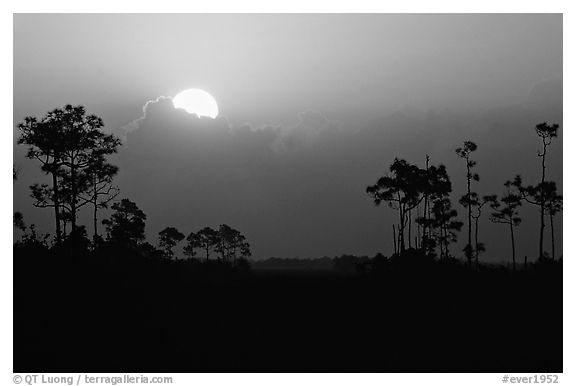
[{"xmin": 96, "ymin": 78, "xmax": 561, "ymax": 262}]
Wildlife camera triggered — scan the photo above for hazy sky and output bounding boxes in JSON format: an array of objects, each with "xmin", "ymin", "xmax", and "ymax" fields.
[
  {"xmin": 13, "ymin": 14, "xmax": 562, "ymax": 261},
  {"xmin": 14, "ymin": 14, "xmax": 561, "ymax": 127}
]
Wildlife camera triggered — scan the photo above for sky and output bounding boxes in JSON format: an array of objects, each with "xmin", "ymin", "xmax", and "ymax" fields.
[{"xmin": 13, "ymin": 14, "xmax": 563, "ymax": 261}]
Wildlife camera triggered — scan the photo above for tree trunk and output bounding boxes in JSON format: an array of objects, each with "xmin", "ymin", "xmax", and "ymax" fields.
[
  {"xmin": 550, "ymin": 213, "xmax": 555, "ymax": 260},
  {"xmin": 70, "ymin": 163, "xmax": 77, "ymax": 233},
  {"xmin": 445, "ymin": 228, "xmax": 448, "ymax": 258},
  {"xmin": 474, "ymin": 217, "xmax": 479, "ymax": 269},
  {"xmin": 422, "ymin": 198, "xmax": 428, "ymax": 252},
  {"xmin": 539, "ymin": 141, "xmax": 546, "ymax": 259},
  {"xmin": 392, "ymin": 225, "xmax": 397, "ymax": 255},
  {"xmin": 92, "ymin": 175, "xmax": 98, "ymax": 239},
  {"xmin": 415, "ymin": 205, "xmax": 420, "ymax": 249},
  {"xmin": 539, "ymin": 201, "xmax": 545, "ymax": 260},
  {"xmin": 400, "ymin": 212, "xmax": 405, "ymax": 254},
  {"xmin": 93, "ymin": 203, "xmax": 98, "ymax": 239},
  {"xmin": 444, "ymin": 226, "xmax": 450, "ymax": 258},
  {"xmin": 439, "ymin": 227, "xmax": 444, "ymax": 259},
  {"xmin": 398, "ymin": 204, "xmax": 405, "ymax": 255},
  {"xmin": 467, "ymin": 160, "xmax": 472, "ymax": 264},
  {"xmin": 422, "ymin": 155, "xmax": 430, "ymax": 253},
  {"xmin": 510, "ymin": 222, "xmax": 516, "ymax": 271},
  {"xmin": 427, "ymin": 204, "xmax": 432, "ymax": 254},
  {"xmin": 408, "ymin": 209, "xmax": 412, "ymax": 249},
  {"xmin": 51, "ymin": 170, "xmax": 62, "ymax": 244}
]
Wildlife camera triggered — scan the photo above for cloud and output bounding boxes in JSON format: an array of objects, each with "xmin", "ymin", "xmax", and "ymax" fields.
[
  {"xmin": 118, "ymin": 96, "xmax": 173, "ymax": 140},
  {"xmin": 120, "ymin": 96, "xmax": 338, "ymax": 155},
  {"xmin": 268, "ymin": 110, "xmax": 338, "ymax": 154}
]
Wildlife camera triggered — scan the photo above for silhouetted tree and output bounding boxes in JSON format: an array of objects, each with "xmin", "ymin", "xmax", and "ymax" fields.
[
  {"xmin": 79, "ymin": 157, "xmax": 119, "ymax": 240},
  {"xmin": 455, "ymin": 141, "xmax": 479, "ymax": 264},
  {"xmin": 13, "ymin": 212, "xmax": 26, "ymax": 233},
  {"xmin": 216, "ymin": 224, "xmax": 250, "ymax": 263},
  {"xmin": 512, "ymin": 123, "xmax": 559, "ymax": 260},
  {"xmin": 535, "ymin": 122, "xmax": 559, "ymax": 259},
  {"xmin": 18, "ymin": 105, "xmax": 121, "ymax": 240},
  {"xmin": 544, "ymin": 185, "xmax": 562, "ymax": 260},
  {"xmin": 139, "ymin": 242, "xmax": 163, "ymax": 259},
  {"xmin": 56, "ymin": 106, "xmax": 120, "ymax": 233},
  {"xmin": 367, "ymin": 158, "xmax": 427, "ymax": 254},
  {"xmin": 14, "ymin": 173, "xmax": 45, "ymax": 251},
  {"xmin": 158, "ymin": 227, "xmax": 185, "ymax": 260},
  {"xmin": 420, "ymin": 155, "xmax": 431, "ymax": 251},
  {"xmin": 513, "ymin": 176, "xmax": 559, "ymax": 261},
  {"xmin": 486, "ymin": 181, "xmax": 522, "ymax": 270},
  {"xmin": 240, "ymin": 241, "xmax": 252, "ymax": 259},
  {"xmin": 18, "ymin": 115, "xmax": 65, "ymax": 243},
  {"xmin": 64, "ymin": 225, "xmax": 92, "ymax": 253},
  {"xmin": 416, "ymin": 162, "xmax": 453, "ymax": 256},
  {"xmin": 184, "ymin": 232, "xmax": 202, "ymax": 259},
  {"xmin": 216, "ymin": 224, "xmax": 233, "ymax": 261},
  {"xmin": 29, "ymin": 178, "xmax": 72, "ymax": 239},
  {"xmin": 102, "ymin": 199, "xmax": 146, "ymax": 246},
  {"xmin": 470, "ymin": 195, "xmax": 489, "ymax": 268},
  {"xmin": 197, "ymin": 227, "xmax": 219, "ymax": 261},
  {"xmin": 14, "ymin": 224, "xmax": 50, "ymax": 251},
  {"xmin": 430, "ymin": 197, "xmax": 463, "ymax": 259},
  {"xmin": 60, "ymin": 208, "xmax": 74, "ymax": 238}
]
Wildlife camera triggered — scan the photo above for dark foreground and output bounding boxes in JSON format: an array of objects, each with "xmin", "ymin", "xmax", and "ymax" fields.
[{"xmin": 14, "ymin": 249, "xmax": 562, "ymax": 373}]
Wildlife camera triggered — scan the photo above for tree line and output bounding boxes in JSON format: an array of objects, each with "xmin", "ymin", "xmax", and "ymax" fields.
[
  {"xmin": 366, "ymin": 123, "xmax": 562, "ymax": 269},
  {"xmin": 15, "ymin": 105, "xmax": 251, "ymax": 264},
  {"xmin": 14, "ymin": 104, "xmax": 561, "ymax": 269}
]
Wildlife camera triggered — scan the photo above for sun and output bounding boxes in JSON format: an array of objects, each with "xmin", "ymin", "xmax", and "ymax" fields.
[{"xmin": 172, "ymin": 89, "xmax": 219, "ymax": 119}]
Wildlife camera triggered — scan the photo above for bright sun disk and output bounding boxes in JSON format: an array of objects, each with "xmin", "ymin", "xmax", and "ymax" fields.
[{"xmin": 172, "ymin": 89, "xmax": 219, "ymax": 119}]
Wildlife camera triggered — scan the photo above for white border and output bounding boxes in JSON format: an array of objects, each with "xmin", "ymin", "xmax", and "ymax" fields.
[
  {"xmin": 3, "ymin": 2, "xmax": 573, "ymax": 386},
  {"xmin": 2, "ymin": 1, "xmax": 571, "ymax": 13}
]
